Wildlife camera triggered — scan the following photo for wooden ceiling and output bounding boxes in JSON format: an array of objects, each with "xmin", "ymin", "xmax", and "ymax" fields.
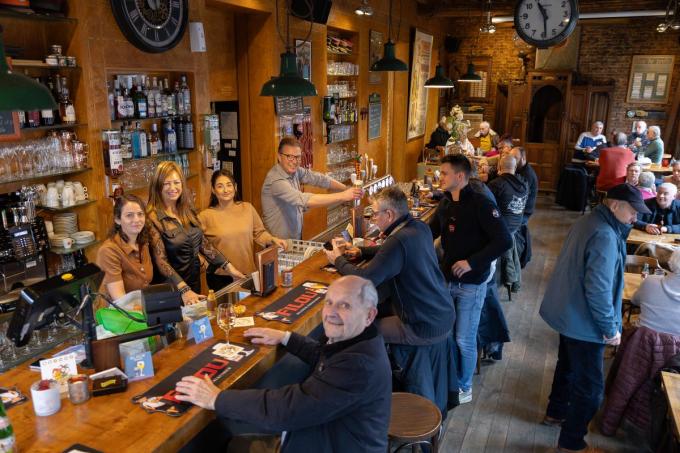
[{"xmin": 417, "ymin": 0, "xmax": 670, "ymax": 18}]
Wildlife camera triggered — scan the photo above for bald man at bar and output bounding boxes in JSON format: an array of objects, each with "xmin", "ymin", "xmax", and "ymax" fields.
[{"xmin": 174, "ymin": 275, "xmax": 391, "ymax": 453}]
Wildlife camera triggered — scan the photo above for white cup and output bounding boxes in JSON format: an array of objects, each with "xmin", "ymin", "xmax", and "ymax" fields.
[
  {"xmin": 61, "ymin": 237, "xmax": 74, "ymax": 248},
  {"xmin": 62, "ymin": 186, "xmax": 75, "ymax": 207},
  {"xmin": 46, "ymin": 187, "xmax": 59, "ymax": 207},
  {"xmin": 73, "ymin": 182, "xmax": 85, "ymax": 201},
  {"xmin": 31, "ymin": 380, "xmax": 61, "ymax": 417}
]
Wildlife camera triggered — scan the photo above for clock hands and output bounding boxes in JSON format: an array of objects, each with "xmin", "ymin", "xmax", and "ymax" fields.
[{"xmin": 536, "ymin": 1, "xmax": 548, "ymax": 37}]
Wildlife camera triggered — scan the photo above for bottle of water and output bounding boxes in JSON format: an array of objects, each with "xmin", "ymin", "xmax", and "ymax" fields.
[{"xmin": 641, "ymin": 263, "xmax": 649, "ymax": 279}]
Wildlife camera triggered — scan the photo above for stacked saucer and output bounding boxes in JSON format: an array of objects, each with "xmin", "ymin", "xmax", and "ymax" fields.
[
  {"xmin": 53, "ymin": 213, "xmax": 78, "ymax": 235},
  {"xmin": 71, "ymin": 231, "xmax": 95, "ymax": 244}
]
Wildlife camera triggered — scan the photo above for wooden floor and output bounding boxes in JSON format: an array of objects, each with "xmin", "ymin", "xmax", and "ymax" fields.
[{"xmin": 440, "ymin": 196, "xmax": 649, "ymax": 453}]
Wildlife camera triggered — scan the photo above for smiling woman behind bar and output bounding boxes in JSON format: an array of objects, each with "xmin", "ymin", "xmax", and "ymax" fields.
[{"xmin": 146, "ymin": 161, "xmax": 243, "ymax": 305}]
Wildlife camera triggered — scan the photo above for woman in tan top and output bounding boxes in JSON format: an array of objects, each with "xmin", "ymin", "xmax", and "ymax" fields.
[
  {"xmin": 96, "ymin": 194, "xmax": 153, "ymax": 302},
  {"xmin": 199, "ymin": 169, "xmax": 287, "ymax": 290}
]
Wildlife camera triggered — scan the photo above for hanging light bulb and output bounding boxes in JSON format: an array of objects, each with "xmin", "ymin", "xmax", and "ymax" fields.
[
  {"xmin": 355, "ymin": 0, "xmax": 373, "ymax": 16},
  {"xmin": 658, "ymin": 0, "xmax": 680, "ymax": 33},
  {"xmin": 480, "ymin": 0, "xmax": 495, "ymax": 34},
  {"xmin": 424, "ymin": 64, "xmax": 454, "ymax": 89},
  {"xmin": 458, "ymin": 62, "xmax": 482, "ymax": 83}
]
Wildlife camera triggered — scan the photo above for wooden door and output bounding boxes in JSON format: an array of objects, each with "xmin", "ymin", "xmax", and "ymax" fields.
[
  {"xmin": 505, "ymin": 83, "xmax": 528, "ymax": 141},
  {"xmin": 564, "ymin": 86, "xmax": 588, "ymax": 162},
  {"xmin": 526, "ymin": 143, "xmax": 559, "ymax": 192}
]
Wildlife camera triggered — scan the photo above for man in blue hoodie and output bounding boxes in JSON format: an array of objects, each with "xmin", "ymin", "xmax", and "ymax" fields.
[{"xmin": 539, "ymin": 184, "xmax": 651, "ymax": 453}]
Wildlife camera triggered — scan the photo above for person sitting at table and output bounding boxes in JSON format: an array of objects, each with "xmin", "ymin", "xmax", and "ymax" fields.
[
  {"xmin": 574, "ymin": 121, "xmax": 606, "ymax": 161},
  {"xmin": 632, "ymin": 248, "xmax": 680, "ymax": 337},
  {"xmin": 634, "ymin": 182, "xmax": 680, "ymax": 234},
  {"xmin": 639, "ymin": 125, "xmax": 664, "ymax": 164},
  {"xmin": 174, "ymin": 276, "xmax": 392, "ymax": 453},
  {"xmin": 628, "ymin": 120, "xmax": 649, "ymax": 153},
  {"xmin": 261, "ymin": 136, "xmax": 361, "ymax": 240},
  {"xmin": 425, "ymin": 117, "xmax": 451, "ymax": 156},
  {"xmin": 596, "ymin": 132, "xmax": 636, "ymax": 191},
  {"xmin": 473, "ymin": 121, "xmax": 499, "ymax": 154},
  {"xmin": 199, "ymin": 169, "xmax": 288, "ymax": 290},
  {"xmin": 625, "ymin": 161, "xmax": 641, "ymax": 186},
  {"xmin": 638, "ymin": 171, "xmax": 657, "ymax": 200},
  {"xmin": 663, "ymin": 161, "xmax": 680, "ymax": 193},
  {"xmin": 147, "ymin": 161, "xmax": 242, "ymax": 305},
  {"xmin": 96, "ymin": 194, "xmax": 152, "ymax": 303},
  {"xmin": 478, "ymin": 137, "xmax": 514, "ymax": 183}
]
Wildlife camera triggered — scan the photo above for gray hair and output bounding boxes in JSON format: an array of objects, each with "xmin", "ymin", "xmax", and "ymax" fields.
[
  {"xmin": 614, "ymin": 132, "xmax": 628, "ymax": 146},
  {"xmin": 593, "ymin": 121, "xmax": 604, "ymax": 128},
  {"xmin": 639, "ymin": 171, "xmax": 656, "ymax": 188},
  {"xmin": 669, "ymin": 249, "xmax": 680, "ymax": 274},
  {"xmin": 374, "ymin": 186, "xmax": 409, "ymax": 217},
  {"xmin": 649, "ymin": 125, "xmax": 661, "ymax": 138},
  {"xmin": 635, "ymin": 120, "xmax": 647, "ymax": 130},
  {"xmin": 480, "ymin": 121, "xmax": 490, "ymax": 128},
  {"xmin": 334, "ymin": 275, "xmax": 378, "ymax": 309},
  {"xmin": 658, "ymin": 182, "xmax": 678, "ymax": 196}
]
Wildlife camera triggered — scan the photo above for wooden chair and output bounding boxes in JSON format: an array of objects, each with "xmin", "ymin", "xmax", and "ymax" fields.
[
  {"xmin": 388, "ymin": 392, "xmax": 442, "ymax": 453},
  {"xmin": 623, "ymin": 256, "xmax": 661, "ymax": 324}
]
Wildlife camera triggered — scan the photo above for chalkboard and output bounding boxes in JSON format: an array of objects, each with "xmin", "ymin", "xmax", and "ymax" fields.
[
  {"xmin": 368, "ymin": 93, "xmax": 381, "ymax": 141},
  {"xmin": 274, "ymin": 97, "xmax": 304, "ymax": 116},
  {"xmin": 0, "ymin": 111, "xmax": 20, "ymax": 142}
]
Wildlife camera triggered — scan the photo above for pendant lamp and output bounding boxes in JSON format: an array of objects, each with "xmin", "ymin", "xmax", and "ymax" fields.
[
  {"xmin": 260, "ymin": 0, "xmax": 317, "ymax": 97},
  {"xmin": 458, "ymin": 62, "xmax": 482, "ymax": 83},
  {"xmin": 0, "ymin": 26, "xmax": 57, "ymax": 111},
  {"xmin": 424, "ymin": 64, "xmax": 454, "ymax": 89},
  {"xmin": 370, "ymin": 0, "xmax": 407, "ymax": 72}
]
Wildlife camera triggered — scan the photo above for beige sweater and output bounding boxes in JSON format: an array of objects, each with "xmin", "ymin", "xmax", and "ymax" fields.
[{"xmin": 198, "ymin": 202, "xmax": 274, "ymax": 275}]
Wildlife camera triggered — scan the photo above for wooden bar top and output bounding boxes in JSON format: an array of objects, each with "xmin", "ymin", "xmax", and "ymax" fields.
[
  {"xmin": 0, "ymin": 252, "xmax": 339, "ymax": 453},
  {"xmin": 626, "ymin": 228, "xmax": 680, "ymax": 246},
  {"xmin": 661, "ymin": 371, "xmax": 680, "ymax": 439},
  {"xmin": 623, "ymin": 272, "xmax": 642, "ymax": 303}
]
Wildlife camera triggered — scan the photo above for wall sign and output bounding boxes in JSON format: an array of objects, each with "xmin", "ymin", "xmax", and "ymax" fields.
[
  {"xmin": 368, "ymin": 93, "xmax": 381, "ymax": 141},
  {"xmin": 0, "ymin": 112, "xmax": 20, "ymax": 142},
  {"xmin": 626, "ymin": 55, "xmax": 675, "ymax": 104},
  {"xmin": 274, "ymin": 97, "xmax": 304, "ymax": 115},
  {"xmin": 407, "ymin": 29, "xmax": 433, "ymax": 141}
]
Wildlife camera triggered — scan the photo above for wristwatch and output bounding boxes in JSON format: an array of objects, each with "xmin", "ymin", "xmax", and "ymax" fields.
[{"xmin": 179, "ymin": 285, "xmax": 191, "ymax": 295}]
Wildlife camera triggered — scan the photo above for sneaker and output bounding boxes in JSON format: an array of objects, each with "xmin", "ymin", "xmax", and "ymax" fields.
[{"xmin": 458, "ymin": 389, "xmax": 472, "ymax": 404}]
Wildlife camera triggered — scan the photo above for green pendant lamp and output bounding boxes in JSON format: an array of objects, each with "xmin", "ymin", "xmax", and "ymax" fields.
[
  {"xmin": 458, "ymin": 62, "xmax": 482, "ymax": 83},
  {"xmin": 370, "ymin": 0, "xmax": 407, "ymax": 72},
  {"xmin": 0, "ymin": 26, "xmax": 57, "ymax": 111},
  {"xmin": 260, "ymin": 51, "xmax": 318, "ymax": 97},
  {"xmin": 424, "ymin": 64, "xmax": 454, "ymax": 89},
  {"xmin": 260, "ymin": 0, "xmax": 317, "ymax": 97}
]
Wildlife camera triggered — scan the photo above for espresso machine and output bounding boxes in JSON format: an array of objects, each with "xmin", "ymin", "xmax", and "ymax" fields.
[{"xmin": 0, "ymin": 188, "xmax": 49, "ymax": 313}]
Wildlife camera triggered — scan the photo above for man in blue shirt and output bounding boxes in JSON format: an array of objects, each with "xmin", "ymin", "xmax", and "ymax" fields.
[{"xmin": 573, "ymin": 121, "xmax": 606, "ymax": 161}]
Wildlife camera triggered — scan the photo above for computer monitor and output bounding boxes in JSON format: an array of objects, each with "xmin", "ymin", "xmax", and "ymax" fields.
[{"xmin": 8, "ymin": 263, "xmax": 103, "ymax": 347}]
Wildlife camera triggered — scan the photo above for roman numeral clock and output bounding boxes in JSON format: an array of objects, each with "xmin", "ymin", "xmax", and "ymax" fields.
[
  {"xmin": 514, "ymin": 0, "xmax": 579, "ymax": 48},
  {"xmin": 110, "ymin": 0, "xmax": 189, "ymax": 53}
]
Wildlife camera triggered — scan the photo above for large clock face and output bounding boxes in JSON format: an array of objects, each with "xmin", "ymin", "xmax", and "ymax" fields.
[
  {"xmin": 514, "ymin": 0, "xmax": 579, "ymax": 48},
  {"xmin": 110, "ymin": 0, "xmax": 189, "ymax": 53}
]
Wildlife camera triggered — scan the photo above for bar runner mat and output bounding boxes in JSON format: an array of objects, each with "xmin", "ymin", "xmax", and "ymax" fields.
[
  {"xmin": 256, "ymin": 281, "xmax": 328, "ymax": 324},
  {"xmin": 132, "ymin": 342, "xmax": 258, "ymax": 416}
]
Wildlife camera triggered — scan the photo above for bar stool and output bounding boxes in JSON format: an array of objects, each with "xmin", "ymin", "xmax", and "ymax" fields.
[{"xmin": 388, "ymin": 392, "xmax": 442, "ymax": 453}]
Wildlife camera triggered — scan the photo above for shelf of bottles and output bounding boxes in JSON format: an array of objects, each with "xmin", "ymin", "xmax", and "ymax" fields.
[
  {"xmin": 15, "ymin": 73, "xmax": 80, "ymax": 132},
  {"xmin": 324, "ymin": 30, "xmax": 359, "ymax": 149},
  {"xmin": 103, "ymin": 71, "xmax": 196, "ymax": 194}
]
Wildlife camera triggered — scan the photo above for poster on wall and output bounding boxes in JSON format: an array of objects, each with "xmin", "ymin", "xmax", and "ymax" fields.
[
  {"xmin": 626, "ymin": 55, "xmax": 675, "ymax": 104},
  {"xmin": 368, "ymin": 93, "xmax": 382, "ymax": 141},
  {"xmin": 295, "ymin": 39, "xmax": 312, "ymax": 81},
  {"xmin": 407, "ymin": 29, "xmax": 433, "ymax": 141},
  {"xmin": 369, "ymin": 30, "xmax": 383, "ymax": 85}
]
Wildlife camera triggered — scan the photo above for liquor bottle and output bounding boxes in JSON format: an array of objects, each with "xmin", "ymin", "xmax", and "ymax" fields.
[
  {"xmin": 17, "ymin": 110, "xmax": 26, "ymax": 128},
  {"xmin": 131, "ymin": 121, "xmax": 147, "ymax": 158},
  {"xmin": 103, "ymin": 129, "xmax": 123, "ymax": 177},
  {"xmin": 149, "ymin": 123, "xmax": 161, "ymax": 156},
  {"xmin": 59, "ymin": 77, "xmax": 77, "ymax": 124},
  {"xmin": 152, "ymin": 77, "xmax": 163, "ymax": 117},
  {"xmin": 107, "ymin": 80, "xmax": 115, "ymax": 121},
  {"xmin": 114, "ymin": 78, "xmax": 126, "ymax": 120},
  {"xmin": 180, "ymin": 75, "xmax": 191, "ymax": 114},
  {"xmin": 163, "ymin": 119, "xmax": 177, "ymax": 154},
  {"xmin": 120, "ymin": 122, "xmax": 132, "ymax": 159},
  {"xmin": 184, "ymin": 116, "xmax": 194, "ymax": 149},
  {"xmin": 146, "ymin": 76, "xmax": 155, "ymax": 118},
  {"xmin": 0, "ymin": 400, "xmax": 17, "ymax": 453},
  {"xmin": 176, "ymin": 116, "xmax": 185, "ymax": 149},
  {"xmin": 125, "ymin": 77, "xmax": 135, "ymax": 118},
  {"xmin": 164, "ymin": 78, "xmax": 176, "ymax": 116},
  {"xmin": 133, "ymin": 76, "xmax": 147, "ymax": 119},
  {"xmin": 39, "ymin": 78, "xmax": 55, "ymax": 126}
]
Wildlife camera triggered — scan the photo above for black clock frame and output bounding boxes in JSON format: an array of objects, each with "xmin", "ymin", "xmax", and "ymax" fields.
[
  {"xmin": 110, "ymin": 0, "xmax": 189, "ymax": 54},
  {"xmin": 513, "ymin": 0, "xmax": 579, "ymax": 48}
]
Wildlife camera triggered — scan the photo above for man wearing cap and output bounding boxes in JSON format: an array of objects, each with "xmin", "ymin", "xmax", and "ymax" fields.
[{"xmin": 539, "ymin": 184, "xmax": 651, "ymax": 453}]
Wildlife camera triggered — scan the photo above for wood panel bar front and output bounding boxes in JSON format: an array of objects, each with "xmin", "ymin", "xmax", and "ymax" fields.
[{"xmin": 0, "ymin": 252, "xmax": 338, "ymax": 453}]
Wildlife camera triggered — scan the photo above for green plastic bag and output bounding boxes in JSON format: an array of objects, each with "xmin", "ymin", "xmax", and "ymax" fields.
[{"xmin": 95, "ymin": 307, "xmax": 147, "ymax": 334}]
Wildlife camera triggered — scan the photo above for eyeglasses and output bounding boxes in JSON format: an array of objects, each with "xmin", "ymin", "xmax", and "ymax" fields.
[{"xmin": 279, "ymin": 153, "xmax": 302, "ymax": 162}]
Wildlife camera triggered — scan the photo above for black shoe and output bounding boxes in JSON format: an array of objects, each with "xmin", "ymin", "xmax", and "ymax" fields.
[{"xmin": 511, "ymin": 282, "xmax": 521, "ymax": 293}]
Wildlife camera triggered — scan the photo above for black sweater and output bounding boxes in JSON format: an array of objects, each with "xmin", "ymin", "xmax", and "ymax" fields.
[
  {"xmin": 488, "ymin": 173, "xmax": 529, "ymax": 233},
  {"xmin": 334, "ymin": 215, "xmax": 454, "ymax": 340},
  {"xmin": 517, "ymin": 163, "xmax": 538, "ymax": 218},
  {"xmin": 634, "ymin": 198, "xmax": 680, "ymax": 233},
  {"xmin": 430, "ymin": 185, "xmax": 513, "ymax": 284}
]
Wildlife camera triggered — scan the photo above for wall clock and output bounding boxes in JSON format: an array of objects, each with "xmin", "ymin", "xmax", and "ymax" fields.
[
  {"xmin": 110, "ymin": 0, "xmax": 189, "ymax": 53},
  {"xmin": 514, "ymin": 0, "xmax": 579, "ymax": 48}
]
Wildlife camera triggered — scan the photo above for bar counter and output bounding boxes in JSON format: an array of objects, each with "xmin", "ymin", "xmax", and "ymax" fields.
[{"xmin": 0, "ymin": 252, "xmax": 338, "ymax": 453}]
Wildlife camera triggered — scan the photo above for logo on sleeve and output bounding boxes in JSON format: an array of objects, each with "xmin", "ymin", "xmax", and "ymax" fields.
[{"xmin": 492, "ymin": 209, "xmax": 500, "ymax": 218}]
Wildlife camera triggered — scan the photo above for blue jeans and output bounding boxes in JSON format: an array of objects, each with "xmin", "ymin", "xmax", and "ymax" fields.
[
  {"xmin": 546, "ymin": 335, "xmax": 605, "ymax": 450},
  {"xmin": 449, "ymin": 281, "xmax": 486, "ymax": 392}
]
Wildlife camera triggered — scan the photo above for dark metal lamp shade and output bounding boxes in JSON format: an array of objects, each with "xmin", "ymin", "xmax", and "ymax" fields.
[
  {"xmin": 370, "ymin": 41, "xmax": 408, "ymax": 72},
  {"xmin": 260, "ymin": 51, "xmax": 318, "ymax": 97},
  {"xmin": 424, "ymin": 64, "xmax": 454, "ymax": 89}
]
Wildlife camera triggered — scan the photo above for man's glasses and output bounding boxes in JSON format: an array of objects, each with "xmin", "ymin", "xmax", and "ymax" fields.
[{"xmin": 280, "ymin": 153, "xmax": 302, "ymax": 162}]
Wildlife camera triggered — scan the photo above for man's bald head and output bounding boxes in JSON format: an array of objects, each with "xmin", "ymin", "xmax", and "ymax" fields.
[
  {"xmin": 323, "ymin": 276, "xmax": 378, "ymax": 343},
  {"xmin": 328, "ymin": 275, "xmax": 378, "ymax": 310},
  {"xmin": 499, "ymin": 155, "xmax": 517, "ymax": 175}
]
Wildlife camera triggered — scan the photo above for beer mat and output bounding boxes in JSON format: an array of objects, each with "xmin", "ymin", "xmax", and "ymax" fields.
[
  {"xmin": 256, "ymin": 281, "xmax": 328, "ymax": 324},
  {"xmin": 132, "ymin": 342, "xmax": 258, "ymax": 417},
  {"xmin": 62, "ymin": 444, "xmax": 103, "ymax": 453},
  {"xmin": 0, "ymin": 386, "xmax": 27, "ymax": 409}
]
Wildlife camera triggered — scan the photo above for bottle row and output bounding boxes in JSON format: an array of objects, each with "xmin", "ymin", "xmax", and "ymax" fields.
[
  {"xmin": 107, "ymin": 73, "xmax": 191, "ymax": 121},
  {"xmin": 17, "ymin": 75, "xmax": 76, "ymax": 128},
  {"xmin": 323, "ymin": 96, "xmax": 358, "ymax": 126}
]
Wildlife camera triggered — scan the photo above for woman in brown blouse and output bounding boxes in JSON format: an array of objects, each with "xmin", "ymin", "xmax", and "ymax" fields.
[
  {"xmin": 96, "ymin": 194, "xmax": 153, "ymax": 301},
  {"xmin": 147, "ymin": 161, "xmax": 243, "ymax": 304}
]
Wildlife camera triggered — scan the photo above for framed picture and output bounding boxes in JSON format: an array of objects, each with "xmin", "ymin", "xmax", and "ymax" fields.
[
  {"xmin": 295, "ymin": 39, "xmax": 312, "ymax": 81},
  {"xmin": 0, "ymin": 112, "xmax": 20, "ymax": 142},
  {"xmin": 369, "ymin": 30, "xmax": 384, "ymax": 85},
  {"xmin": 626, "ymin": 55, "xmax": 675, "ymax": 104},
  {"xmin": 463, "ymin": 56, "xmax": 492, "ymax": 102},
  {"xmin": 407, "ymin": 29, "xmax": 433, "ymax": 141}
]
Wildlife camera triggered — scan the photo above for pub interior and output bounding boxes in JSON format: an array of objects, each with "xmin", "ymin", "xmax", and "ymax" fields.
[{"xmin": 0, "ymin": 0, "xmax": 680, "ymax": 452}]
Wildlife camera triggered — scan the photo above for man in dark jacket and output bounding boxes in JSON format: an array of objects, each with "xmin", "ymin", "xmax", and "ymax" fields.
[
  {"xmin": 174, "ymin": 276, "xmax": 391, "ymax": 453},
  {"xmin": 488, "ymin": 155, "xmax": 528, "ymax": 291},
  {"xmin": 430, "ymin": 154, "xmax": 512, "ymax": 404},
  {"xmin": 633, "ymin": 183, "xmax": 680, "ymax": 234}
]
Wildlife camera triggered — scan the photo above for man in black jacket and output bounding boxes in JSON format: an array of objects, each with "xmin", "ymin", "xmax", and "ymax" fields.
[
  {"xmin": 634, "ymin": 183, "xmax": 680, "ymax": 234},
  {"xmin": 430, "ymin": 154, "xmax": 512, "ymax": 404},
  {"xmin": 174, "ymin": 276, "xmax": 391, "ymax": 453}
]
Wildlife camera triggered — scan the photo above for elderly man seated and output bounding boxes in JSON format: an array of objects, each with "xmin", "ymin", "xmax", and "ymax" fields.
[
  {"xmin": 574, "ymin": 121, "xmax": 606, "ymax": 161},
  {"xmin": 174, "ymin": 275, "xmax": 392, "ymax": 453},
  {"xmin": 628, "ymin": 120, "xmax": 650, "ymax": 153},
  {"xmin": 632, "ymin": 248, "xmax": 680, "ymax": 336},
  {"xmin": 634, "ymin": 182, "xmax": 680, "ymax": 234},
  {"xmin": 473, "ymin": 121, "xmax": 498, "ymax": 154},
  {"xmin": 638, "ymin": 125, "xmax": 664, "ymax": 164}
]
